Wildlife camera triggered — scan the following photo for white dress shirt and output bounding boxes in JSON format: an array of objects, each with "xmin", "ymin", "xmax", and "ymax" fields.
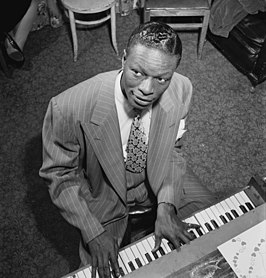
[{"xmin": 114, "ymin": 71, "xmax": 186, "ymax": 161}]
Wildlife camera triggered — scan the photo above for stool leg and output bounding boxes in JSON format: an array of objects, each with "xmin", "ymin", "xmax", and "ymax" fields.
[
  {"xmin": 198, "ymin": 11, "xmax": 210, "ymax": 59},
  {"xmin": 110, "ymin": 5, "xmax": 118, "ymax": 55},
  {"xmin": 68, "ymin": 10, "xmax": 78, "ymax": 62}
]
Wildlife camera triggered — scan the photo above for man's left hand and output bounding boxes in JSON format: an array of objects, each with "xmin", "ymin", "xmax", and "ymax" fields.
[{"xmin": 152, "ymin": 203, "xmax": 199, "ymax": 252}]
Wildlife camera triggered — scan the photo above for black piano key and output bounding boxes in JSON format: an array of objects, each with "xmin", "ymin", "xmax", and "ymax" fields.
[
  {"xmin": 151, "ymin": 251, "xmax": 159, "ymax": 260},
  {"xmin": 196, "ymin": 227, "xmax": 204, "ymax": 236},
  {"xmin": 246, "ymin": 202, "xmax": 254, "ymax": 210},
  {"xmin": 128, "ymin": 261, "xmax": 135, "ymax": 272},
  {"xmin": 225, "ymin": 212, "xmax": 234, "ymax": 221},
  {"xmin": 168, "ymin": 242, "xmax": 175, "ymax": 250},
  {"xmin": 135, "ymin": 258, "xmax": 142, "ymax": 268},
  {"xmin": 119, "ymin": 267, "xmax": 125, "ymax": 277},
  {"xmin": 189, "ymin": 230, "xmax": 197, "ymax": 239},
  {"xmin": 158, "ymin": 246, "xmax": 165, "ymax": 256},
  {"xmin": 145, "ymin": 253, "xmax": 153, "ymax": 263},
  {"xmin": 211, "ymin": 220, "xmax": 219, "ymax": 229},
  {"xmin": 205, "ymin": 223, "xmax": 213, "ymax": 231},
  {"xmin": 240, "ymin": 205, "xmax": 248, "ymax": 213},
  {"xmin": 220, "ymin": 215, "xmax": 228, "ymax": 224},
  {"xmin": 231, "ymin": 209, "xmax": 239, "ymax": 218}
]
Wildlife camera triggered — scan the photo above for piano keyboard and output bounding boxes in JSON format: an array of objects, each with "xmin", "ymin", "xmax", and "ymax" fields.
[{"xmin": 63, "ymin": 183, "xmax": 265, "ymax": 278}]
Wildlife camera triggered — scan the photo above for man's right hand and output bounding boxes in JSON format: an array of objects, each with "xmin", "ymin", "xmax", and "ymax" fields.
[{"xmin": 86, "ymin": 231, "xmax": 121, "ymax": 278}]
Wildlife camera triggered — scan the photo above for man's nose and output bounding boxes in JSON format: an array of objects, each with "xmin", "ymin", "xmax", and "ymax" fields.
[{"xmin": 139, "ymin": 77, "xmax": 153, "ymax": 95}]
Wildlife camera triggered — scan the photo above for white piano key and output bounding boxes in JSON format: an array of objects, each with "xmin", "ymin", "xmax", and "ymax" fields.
[
  {"xmin": 224, "ymin": 197, "xmax": 241, "ymax": 218},
  {"xmin": 146, "ymin": 236, "xmax": 162, "ymax": 258},
  {"xmin": 229, "ymin": 196, "xmax": 244, "ymax": 216},
  {"xmin": 205, "ymin": 207, "xmax": 221, "ymax": 228},
  {"xmin": 161, "ymin": 238, "xmax": 172, "ymax": 252},
  {"xmin": 194, "ymin": 212, "xmax": 209, "ymax": 233},
  {"xmin": 135, "ymin": 242, "xmax": 150, "ymax": 265},
  {"xmin": 220, "ymin": 200, "xmax": 235, "ymax": 221},
  {"xmin": 214, "ymin": 203, "xmax": 230, "ymax": 223},
  {"xmin": 118, "ymin": 253, "xmax": 128, "ymax": 276},
  {"xmin": 119, "ymin": 250, "xmax": 132, "ymax": 274},
  {"xmin": 184, "ymin": 216, "xmax": 203, "ymax": 237},
  {"xmin": 141, "ymin": 238, "xmax": 155, "ymax": 262},
  {"xmin": 125, "ymin": 247, "xmax": 139, "ymax": 270},
  {"xmin": 76, "ymin": 270, "xmax": 86, "ymax": 278},
  {"xmin": 208, "ymin": 206, "xmax": 224, "ymax": 226},
  {"xmin": 200, "ymin": 210, "xmax": 216, "ymax": 231},
  {"xmin": 234, "ymin": 192, "xmax": 250, "ymax": 212},
  {"xmin": 83, "ymin": 266, "xmax": 91, "ymax": 278},
  {"xmin": 151, "ymin": 235, "xmax": 167, "ymax": 256},
  {"xmin": 130, "ymin": 245, "xmax": 146, "ymax": 267},
  {"xmin": 239, "ymin": 191, "xmax": 255, "ymax": 209}
]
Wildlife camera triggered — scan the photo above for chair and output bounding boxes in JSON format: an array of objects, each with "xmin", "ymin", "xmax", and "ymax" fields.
[
  {"xmin": 143, "ymin": 0, "xmax": 211, "ymax": 59},
  {"xmin": 60, "ymin": 0, "xmax": 119, "ymax": 62}
]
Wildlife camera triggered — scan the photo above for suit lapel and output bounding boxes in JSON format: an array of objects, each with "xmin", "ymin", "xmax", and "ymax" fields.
[
  {"xmin": 82, "ymin": 84, "xmax": 127, "ymax": 204},
  {"xmin": 147, "ymin": 89, "xmax": 182, "ymax": 194}
]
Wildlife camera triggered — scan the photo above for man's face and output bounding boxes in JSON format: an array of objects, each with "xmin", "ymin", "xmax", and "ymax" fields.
[{"xmin": 120, "ymin": 44, "xmax": 179, "ymax": 110}]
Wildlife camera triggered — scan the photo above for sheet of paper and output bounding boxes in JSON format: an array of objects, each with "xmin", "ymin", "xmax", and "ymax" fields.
[{"xmin": 217, "ymin": 220, "xmax": 266, "ymax": 278}]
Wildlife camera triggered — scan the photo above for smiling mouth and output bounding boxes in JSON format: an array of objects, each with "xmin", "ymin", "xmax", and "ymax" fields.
[{"xmin": 131, "ymin": 92, "xmax": 153, "ymax": 106}]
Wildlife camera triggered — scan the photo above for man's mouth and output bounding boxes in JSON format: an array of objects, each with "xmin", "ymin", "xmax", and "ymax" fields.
[{"xmin": 131, "ymin": 91, "xmax": 153, "ymax": 106}]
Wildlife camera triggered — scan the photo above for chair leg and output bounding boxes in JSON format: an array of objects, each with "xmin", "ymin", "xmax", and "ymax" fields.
[
  {"xmin": 143, "ymin": 9, "xmax": 150, "ymax": 23},
  {"xmin": 0, "ymin": 46, "xmax": 11, "ymax": 78},
  {"xmin": 68, "ymin": 10, "xmax": 78, "ymax": 62},
  {"xmin": 198, "ymin": 11, "xmax": 210, "ymax": 59},
  {"xmin": 110, "ymin": 5, "xmax": 118, "ymax": 55}
]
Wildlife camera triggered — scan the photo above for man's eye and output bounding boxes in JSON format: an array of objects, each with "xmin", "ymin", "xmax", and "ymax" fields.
[
  {"xmin": 157, "ymin": 78, "xmax": 167, "ymax": 84},
  {"xmin": 132, "ymin": 70, "xmax": 142, "ymax": 77}
]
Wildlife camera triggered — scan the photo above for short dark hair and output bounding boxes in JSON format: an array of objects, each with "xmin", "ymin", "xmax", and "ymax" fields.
[{"xmin": 126, "ymin": 21, "xmax": 182, "ymax": 64}]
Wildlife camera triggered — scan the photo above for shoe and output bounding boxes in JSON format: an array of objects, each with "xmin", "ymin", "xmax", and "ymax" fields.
[{"xmin": 4, "ymin": 33, "xmax": 25, "ymax": 67}]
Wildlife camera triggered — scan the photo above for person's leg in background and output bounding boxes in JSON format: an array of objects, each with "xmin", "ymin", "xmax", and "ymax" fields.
[
  {"xmin": 6, "ymin": 0, "xmax": 37, "ymax": 62},
  {"xmin": 47, "ymin": 0, "xmax": 63, "ymax": 28}
]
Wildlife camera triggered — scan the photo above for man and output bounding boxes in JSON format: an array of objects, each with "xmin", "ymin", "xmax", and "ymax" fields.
[{"xmin": 39, "ymin": 21, "xmax": 216, "ymax": 278}]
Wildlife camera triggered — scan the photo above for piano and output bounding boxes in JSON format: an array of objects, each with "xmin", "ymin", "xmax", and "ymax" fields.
[{"xmin": 62, "ymin": 177, "xmax": 266, "ymax": 278}]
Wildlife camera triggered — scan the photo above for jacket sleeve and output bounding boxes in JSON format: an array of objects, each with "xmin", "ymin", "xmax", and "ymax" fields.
[
  {"xmin": 39, "ymin": 97, "xmax": 105, "ymax": 244},
  {"xmin": 157, "ymin": 77, "xmax": 193, "ymax": 208}
]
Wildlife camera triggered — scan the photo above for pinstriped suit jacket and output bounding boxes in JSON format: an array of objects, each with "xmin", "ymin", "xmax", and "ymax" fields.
[{"xmin": 39, "ymin": 70, "xmax": 193, "ymax": 245}]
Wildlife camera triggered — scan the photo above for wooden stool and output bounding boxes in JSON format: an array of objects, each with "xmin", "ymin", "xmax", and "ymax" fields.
[
  {"xmin": 60, "ymin": 0, "xmax": 119, "ymax": 61},
  {"xmin": 143, "ymin": 0, "xmax": 211, "ymax": 59}
]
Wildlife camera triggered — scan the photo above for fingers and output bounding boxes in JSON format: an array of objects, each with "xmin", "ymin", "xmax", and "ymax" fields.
[
  {"xmin": 110, "ymin": 253, "xmax": 120, "ymax": 278},
  {"xmin": 185, "ymin": 222, "xmax": 201, "ymax": 230},
  {"xmin": 92, "ymin": 243, "xmax": 120, "ymax": 278},
  {"xmin": 151, "ymin": 235, "xmax": 162, "ymax": 253},
  {"xmin": 91, "ymin": 256, "xmax": 97, "ymax": 278},
  {"xmin": 169, "ymin": 224, "xmax": 197, "ymax": 250}
]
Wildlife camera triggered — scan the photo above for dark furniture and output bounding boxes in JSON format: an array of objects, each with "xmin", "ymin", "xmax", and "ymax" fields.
[{"xmin": 207, "ymin": 11, "xmax": 266, "ymax": 90}]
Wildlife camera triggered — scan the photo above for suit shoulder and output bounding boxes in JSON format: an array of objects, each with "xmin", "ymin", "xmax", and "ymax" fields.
[
  {"xmin": 49, "ymin": 70, "xmax": 119, "ymax": 119},
  {"xmin": 53, "ymin": 70, "xmax": 118, "ymax": 103},
  {"xmin": 171, "ymin": 72, "xmax": 192, "ymax": 89},
  {"xmin": 169, "ymin": 72, "xmax": 193, "ymax": 104}
]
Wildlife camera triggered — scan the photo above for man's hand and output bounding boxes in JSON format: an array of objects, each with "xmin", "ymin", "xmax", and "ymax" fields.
[
  {"xmin": 152, "ymin": 203, "xmax": 199, "ymax": 253},
  {"xmin": 86, "ymin": 231, "xmax": 120, "ymax": 278}
]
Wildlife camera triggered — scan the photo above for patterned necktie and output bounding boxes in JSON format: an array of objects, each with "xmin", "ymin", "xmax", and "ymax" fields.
[{"xmin": 125, "ymin": 113, "xmax": 148, "ymax": 173}]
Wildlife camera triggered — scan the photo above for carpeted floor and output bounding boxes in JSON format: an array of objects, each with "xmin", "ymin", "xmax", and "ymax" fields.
[{"xmin": 0, "ymin": 10, "xmax": 265, "ymax": 278}]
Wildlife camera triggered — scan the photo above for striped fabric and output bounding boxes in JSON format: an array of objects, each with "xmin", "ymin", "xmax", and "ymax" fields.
[{"xmin": 39, "ymin": 69, "xmax": 206, "ymax": 266}]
